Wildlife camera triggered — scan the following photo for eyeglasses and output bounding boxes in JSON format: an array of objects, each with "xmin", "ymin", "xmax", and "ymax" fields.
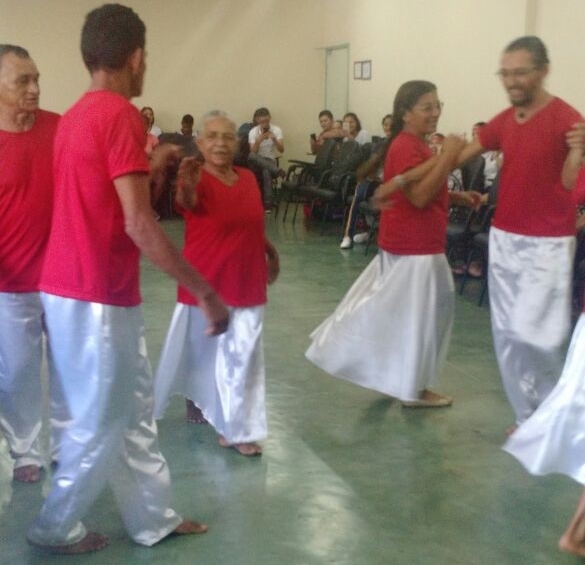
[
  {"xmin": 495, "ymin": 67, "xmax": 537, "ymax": 79},
  {"xmin": 415, "ymin": 102, "xmax": 444, "ymax": 113}
]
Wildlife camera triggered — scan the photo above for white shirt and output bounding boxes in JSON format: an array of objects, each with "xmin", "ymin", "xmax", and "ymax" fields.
[{"xmin": 249, "ymin": 124, "xmax": 284, "ymax": 159}]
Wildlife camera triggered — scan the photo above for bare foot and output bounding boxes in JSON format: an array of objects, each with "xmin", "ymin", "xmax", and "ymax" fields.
[
  {"xmin": 505, "ymin": 424, "xmax": 518, "ymax": 437},
  {"xmin": 186, "ymin": 399, "xmax": 208, "ymax": 424},
  {"xmin": 13, "ymin": 464, "xmax": 41, "ymax": 483},
  {"xmin": 29, "ymin": 532, "xmax": 109, "ymax": 554},
  {"xmin": 401, "ymin": 389, "xmax": 453, "ymax": 408},
  {"xmin": 467, "ymin": 261, "xmax": 483, "ymax": 278},
  {"xmin": 218, "ymin": 436, "xmax": 263, "ymax": 456},
  {"xmin": 173, "ymin": 519, "xmax": 208, "ymax": 535},
  {"xmin": 559, "ymin": 533, "xmax": 585, "ymax": 557}
]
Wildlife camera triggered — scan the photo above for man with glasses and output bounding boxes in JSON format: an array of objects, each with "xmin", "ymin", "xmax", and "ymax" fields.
[{"xmin": 458, "ymin": 36, "xmax": 584, "ymax": 432}]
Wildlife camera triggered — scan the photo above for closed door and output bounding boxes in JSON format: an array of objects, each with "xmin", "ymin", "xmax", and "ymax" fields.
[{"xmin": 325, "ymin": 44, "xmax": 349, "ymax": 121}]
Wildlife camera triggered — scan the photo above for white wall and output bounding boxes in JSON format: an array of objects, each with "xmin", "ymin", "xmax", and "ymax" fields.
[
  {"xmin": 319, "ymin": 0, "xmax": 530, "ymax": 137},
  {"xmin": 1, "ymin": 1, "xmax": 585, "ymax": 161}
]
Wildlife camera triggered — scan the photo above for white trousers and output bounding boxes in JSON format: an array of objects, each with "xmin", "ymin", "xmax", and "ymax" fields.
[
  {"xmin": 154, "ymin": 305, "xmax": 267, "ymax": 444},
  {"xmin": 27, "ymin": 294, "xmax": 182, "ymax": 547},
  {"xmin": 306, "ymin": 251, "xmax": 454, "ymax": 401},
  {"xmin": 0, "ymin": 292, "xmax": 67, "ymax": 469},
  {"xmin": 489, "ymin": 227, "xmax": 575, "ymax": 424}
]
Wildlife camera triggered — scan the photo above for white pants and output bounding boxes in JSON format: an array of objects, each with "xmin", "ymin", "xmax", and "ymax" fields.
[
  {"xmin": 154, "ymin": 305, "xmax": 267, "ymax": 444},
  {"xmin": 27, "ymin": 294, "xmax": 182, "ymax": 547},
  {"xmin": 0, "ymin": 292, "xmax": 67, "ymax": 469},
  {"xmin": 489, "ymin": 227, "xmax": 575, "ymax": 424}
]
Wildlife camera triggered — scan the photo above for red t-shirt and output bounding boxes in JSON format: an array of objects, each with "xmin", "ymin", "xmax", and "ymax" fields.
[
  {"xmin": 0, "ymin": 110, "xmax": 59, "ymax": 292},
  {"xmin": 479, "ymin": 97, "xmax": 582, "ymax": 236},
  {"xmin": 377, "ymin": 131, "xmax": 449, "ymax": 255},
  {"xmin": 177, "ymin": 167, "xmax": 267, "ymax": 307},
  {"xmin": 573, "ymin": 168, "xmax": 585, "ymax": 206},
  {"xmin": 41, "ymin": 91, "xmax": 150, "ymax": 306}
]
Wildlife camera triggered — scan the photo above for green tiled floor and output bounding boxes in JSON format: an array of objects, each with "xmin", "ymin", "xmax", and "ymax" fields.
[{"xmin": 0, "ymin": 216, "xmax": 581, "ymax": 564}]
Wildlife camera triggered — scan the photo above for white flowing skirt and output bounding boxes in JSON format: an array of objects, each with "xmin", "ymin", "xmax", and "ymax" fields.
[
  {"xmin": 154, "ymin": 305, "xmax": 266, "ymax": 444},
  {"xmin": 504, "ymin": 313, "xmax": 585, "ymax": 484},
  {"xmin": 306, "ymin": 251, "xmax": 454, "ymax": 400}
]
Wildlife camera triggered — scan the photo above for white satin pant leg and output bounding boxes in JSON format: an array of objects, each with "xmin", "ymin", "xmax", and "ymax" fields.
[
  {"xmin": 154, "ymin": 305, "xmax": 267, "ymax": 444},
  {"xmin": 489, "ymin": 227, "xmax": 575, "ymax": 424},
  {"xmin": 0, "ymin": 292, "xmax": 67, "ymax": 469},
  {"xmin": 504, "ymin": 313, "xmax": 585, "ymax": 484},
  {"xmin": 306, "ymin": 252, "xmax": 454, "ymax": 400},
  {"xmin": 27, "ymin": 294, "xmax": 181, "ymax": 548}
]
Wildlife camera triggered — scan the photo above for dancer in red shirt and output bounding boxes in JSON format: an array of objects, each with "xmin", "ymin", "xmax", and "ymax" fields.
[
  {"xmin": 0, "ymin": 44, "xmax": 66, "ymax": 484},
  {"xmin": 307, "ymin": 80, "xmax": 478, "ymax": 407}
]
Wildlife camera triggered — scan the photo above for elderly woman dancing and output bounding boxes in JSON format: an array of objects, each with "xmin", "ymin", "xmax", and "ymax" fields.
[{"xmin": 154, "ymin": 111, "xmax": 279, "ymax": 456}]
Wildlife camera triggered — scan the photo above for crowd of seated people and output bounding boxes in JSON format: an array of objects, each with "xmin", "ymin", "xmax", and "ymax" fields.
[{"xmin": 318, "ymin": 112, "xmax": 369, "ymax": 146}]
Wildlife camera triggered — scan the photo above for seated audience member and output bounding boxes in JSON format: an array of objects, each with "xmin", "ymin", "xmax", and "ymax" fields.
[
  {"xmin": 340, "ymin": 114, "xmax": 393, "ymax": 249},
  {"xmin": 310, "ymin": 109, "xmax": 334, "ymax": 154},
  {"xmin": 323, "ymin": 112, "xmax": 369, "ymax": 145},
  {"xmin": 142, "ymin": 111, "xmax": 159, "ymax": 156},
  {"xmin": 178, "ymin": 113, "xmax": 196, "ymax": 138},
  {"xmin": 248, "ymin": 107, "xmax": 285, "ymax": 210},
  {"xmin": 140, "ymin": 105, "xmax": 162, "ymax": 137}
]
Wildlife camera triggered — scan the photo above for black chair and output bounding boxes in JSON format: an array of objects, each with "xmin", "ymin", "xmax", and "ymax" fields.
[
  {"xmin": 458, "ymin": 206, "xmax": 495, "ymax": 305},
  {"xmin": 458, "ymin": 172, "xmax": 500, "ymax": 305},
  {"xmin": 279, "ymin": 139, "xmax": 338, "ymax": 222},
  {"xmin": 446, "ymin": 205, "xmax": 480, "ymax": 266},
  {"xmin": 460, "ymin": 155, "xmax": 485, "ymax": 191},
  {"xmin": 358, "ymin": 199, "xmax": 380, "ymax": 255},
  {"xmin": 294, "ymin": 140, "xmax": 365, "ymax": 232}
]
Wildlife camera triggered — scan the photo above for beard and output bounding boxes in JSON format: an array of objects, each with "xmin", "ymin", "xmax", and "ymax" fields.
[{"xmin": 508, "ymin": 87, "xmax": 535, "ymax": 107}]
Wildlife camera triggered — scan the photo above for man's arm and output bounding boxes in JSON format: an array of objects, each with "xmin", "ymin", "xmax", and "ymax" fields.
[
  {"xmin": 455, "ymin": 138, "xmax": 484, "ymax": 168},
  {"xmin": 562, "ymin": 122, "xmax": 585, "ymax": 190},
  {"xmin": 114, "ymin": 173, "xmax": 228, "ymax": 336}
]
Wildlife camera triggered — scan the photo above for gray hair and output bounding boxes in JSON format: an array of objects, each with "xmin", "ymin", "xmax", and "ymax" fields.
[
  {"xmin": 199, "ymin": 110, "xmax": 237, "ymax": 132},
  {"xmin": 0, "ymin": 44, "xmax": 30, "ymax": 69}
]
